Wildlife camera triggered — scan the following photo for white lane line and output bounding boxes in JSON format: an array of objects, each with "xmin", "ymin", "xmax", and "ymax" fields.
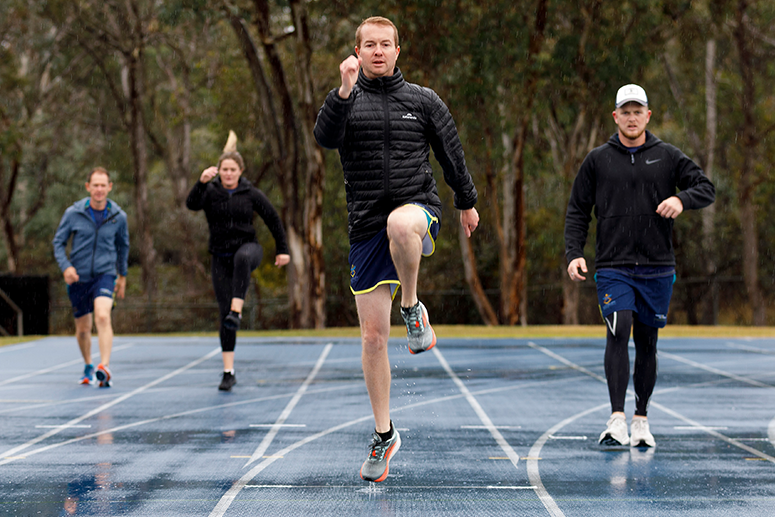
[
  {"xmin": 548, "ymin": 435, "xmax": 587, "ymax": 440},
  {"xmin": 726, "ymin": 342, "xmax": 775, "ymax": 355},
  {"xmin": 249, "ymin": 424, "xmax": 307, "ymax": 428},
  {"xmin": 461, "ymin": 425, "xmax": 521, "ymax": 430},
  {"xmin": 0, "ymin": 346, "xmax": 220, "ymax": 464},
  {"xmin": 244, "ymin": 343, "xmax": 332, "ymax": 468},
  {"xmin": 0, "ymin": 393, "xmax": 123, "ymax": 415},
  {"xmin": 35, "ymin": 425, "xmax": 92, "ymax": 429},
  {"xmin": 208, "ymin": 374, "xmax": 575, "ymax": 517},
  {"xmin": 674, "ymin": 426, "xmax": 728, "ymax": 430},
  {"xmin": 0, "ymin": 343, "xmax": 135, "ymax": 387},
  {"xmin": 650, "ymin": 400, "xmax": 775, "ymax": 463},
  {"xmin": 660, "ymin": 351, "xmax": 773, "ymax": 388},
  {"xmin": 242, "ymin": 484, "xmax": 537, "ymax": 489},
  {"xmin": 0, "ymin": 342, "xmax": 37, "ymax": 354},
  {"xmin": 0, "ymin": 384, "xmax": 357, "ymax": 464},
  {"xmin": 432, "ymin": 347, "xmax": 521, "ymax": 472},
  {"xmin": 527, "ymin": 343, "xmax": 607, "ymax": 383}
]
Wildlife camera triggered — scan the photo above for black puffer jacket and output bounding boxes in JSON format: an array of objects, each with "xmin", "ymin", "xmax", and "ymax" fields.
[
  {"xmin": 186, "ymin": 176, "xmax": 289, "ymax": 256},
  {"xmin": 314, "ymin": 68, "xmax": 478, "ymax": 243},
  {"xmin": 565, "ymin": 131, "xmax": 715, "ymax": 267}
]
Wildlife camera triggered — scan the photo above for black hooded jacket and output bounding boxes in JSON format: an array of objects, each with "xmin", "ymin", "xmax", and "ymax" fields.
[
  {"xmin": 313, "ymin": 68, "xmax": 478, "ymax": 244},
  {"xmin": 186, "ymin": 176, "xmax": 289, "ymax": 256},
  {"xmin": 565, "ymin": 131, "xmax": 715, "ymax": 268}
]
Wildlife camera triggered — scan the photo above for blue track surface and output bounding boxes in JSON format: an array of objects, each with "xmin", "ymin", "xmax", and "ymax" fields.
[{"xmin": 1, "ymin": 335, "xmax": 774, "ymax": 516}]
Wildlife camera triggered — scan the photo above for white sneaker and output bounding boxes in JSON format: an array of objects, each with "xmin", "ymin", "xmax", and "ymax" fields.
[
  {"xmin": 630, "ymin": 417, "xmax": 655, "ymax": 447},
  {"xmin": 599, "ymin": 413, "xmax": 629, "ymax": 446}
]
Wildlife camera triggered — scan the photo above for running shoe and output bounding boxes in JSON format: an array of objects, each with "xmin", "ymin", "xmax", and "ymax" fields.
[
  {"xmin": 400, "ymin": 301, "xmax": 436, "ymax": 354},
  {"xmin": 360, "ymin": 427, "xmax": 401, "ymax": 482},
  {"xmin": 80, "ymin": 363, "xmax": 95, "ymax": 385},
  {"xmin": 223, "ymin": 311, "xmax": 242, "ymax": 331},
  {"xmin": 630, "ymin": 417, "xmax": 656, "ymax": 447},
  {"xmin": 599, "ymin": 413, "xmax": 629, "ymax": 446},
  {"xmin": 219, "ymin": 371, "xmax": 237, "ymax": 391},
  {"xmin": 95, "ymin": 364, "xmax": 112, "ymax": 388}
]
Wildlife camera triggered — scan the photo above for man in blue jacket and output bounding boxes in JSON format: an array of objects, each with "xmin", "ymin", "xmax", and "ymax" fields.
[
  {"xmin": 314, "ymin": 16, "xmax": 479, "ymax": 483},
  {"xmin": 565, "ymin": 84, "xmax": 715, "ymax": 448},
  {"xmin": 53, "ymin": 167, "xmax": 129, "ymax": 388}
]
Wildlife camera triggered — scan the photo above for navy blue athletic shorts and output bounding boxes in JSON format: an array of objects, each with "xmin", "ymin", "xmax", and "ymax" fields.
[
  {"xmin": 349, "ymin": 204, "xmax": 439, "ymax": 299},
  {"xmin": 67, "ymin": 274, "xmax": 116, "ymax": 318},
  {"xmin": 595, "ymin": 266, "xmax": 676, "ymax": 328}
]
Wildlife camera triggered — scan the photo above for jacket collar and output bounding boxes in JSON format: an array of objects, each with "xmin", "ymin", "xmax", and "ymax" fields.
[
  {"xmin": 82, "ymin": 198, "xmax": 113, "ymax": 212},
  {"xmin": 607, "ymin": 130, "xmax": 662, "ymax": 152},
  {"xmin": 213, "ymin": 175, "xmax": 251, "ymax": 192},
  {"xmin": 357, "ymin": 67, "xmax": 405, "ymax": 94}
]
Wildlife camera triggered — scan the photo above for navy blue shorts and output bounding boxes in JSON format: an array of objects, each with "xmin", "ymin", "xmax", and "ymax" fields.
[
  {"xmin": 595, "ymin": 267, "xmax": 676, "ymax": 328},
  {"xmin": 349, "ymin": 204, "xmax": 439, "ymax": 299},
  {"xmin": 67, "ymin": 274, "xmax": 116, "ymax": 318}
]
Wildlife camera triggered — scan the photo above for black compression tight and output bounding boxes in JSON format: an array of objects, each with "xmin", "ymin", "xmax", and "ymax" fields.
[
  {"xmin": 604, "ymin": 310, "xmax": 659, "ymax": 416},
  {"xmin": 211, "ymin": 242, "xmax": 263, "ymax": 352}
]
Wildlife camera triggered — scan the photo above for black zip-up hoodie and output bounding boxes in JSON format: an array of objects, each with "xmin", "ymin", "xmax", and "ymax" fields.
[
  {"xmin": 186, "ymin": 176, "xmax": 289, "ymax": 256},
  {"xmin": 314, "ymin": 67, "xmax": 478, "ymax": 244},
  {"xmin": 565, "ymin": 131, "xmax": 715, "ymax": 268}
]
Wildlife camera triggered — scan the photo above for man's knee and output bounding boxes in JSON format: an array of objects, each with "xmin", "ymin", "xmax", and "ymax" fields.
[
  {"xmin": 387, "ymin": 208, "xmax": 423, "ymax": 243},
  {"xmin": 361, "ymin": 327, "xmax": 389, "ymax": 356}
]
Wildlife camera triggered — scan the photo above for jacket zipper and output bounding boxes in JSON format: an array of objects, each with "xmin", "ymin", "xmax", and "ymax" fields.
[
  {"xmin": 382, "ymin": 83, "xmax": 391, "ymax": 200},
  {"xmin": 89, "ymin": 210, "xmax": 120, "ymax": 278}
]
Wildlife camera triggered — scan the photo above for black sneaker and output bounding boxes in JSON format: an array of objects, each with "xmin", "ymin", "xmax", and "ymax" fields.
[
  {"xmin": 360, "ymin": 428, "xmax": 401, "ymax": 482},
  {"xmin": 223, "ymin": 311, "xmax": 242, "ymax": 331},
  {"xmin": 218, "ymin": 371, "xmax": 237, "ymax": 391}
]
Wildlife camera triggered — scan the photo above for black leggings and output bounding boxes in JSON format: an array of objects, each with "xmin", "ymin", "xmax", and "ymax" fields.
[
  {"xmin": 604, "ymin": 310, "xmax": 659, "ymax": 416},
  {"xmin": 211, "ymin": 242, "xmax": 263, "ymax": 352}
]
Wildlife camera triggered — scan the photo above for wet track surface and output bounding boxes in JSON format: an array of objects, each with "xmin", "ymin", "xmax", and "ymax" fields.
[{"xmin": 1, "ymin": 335, "xmax": 774, "ymax": 516}]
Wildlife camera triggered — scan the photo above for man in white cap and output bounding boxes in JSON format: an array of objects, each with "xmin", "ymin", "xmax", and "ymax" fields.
[{"xmin": 564, "ymin": 84, "xmax": 715, "ymax": 448}]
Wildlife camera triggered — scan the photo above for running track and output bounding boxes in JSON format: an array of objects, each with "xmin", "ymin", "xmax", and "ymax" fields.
[{"xmin": 1, "ymin": 335, "xmax": 774, "ymax": 516}]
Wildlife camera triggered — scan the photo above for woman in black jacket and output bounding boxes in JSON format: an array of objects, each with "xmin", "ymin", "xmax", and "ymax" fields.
[{"xmin": 186, "ymin": 136, "xmax": 290, "ymax": 391}]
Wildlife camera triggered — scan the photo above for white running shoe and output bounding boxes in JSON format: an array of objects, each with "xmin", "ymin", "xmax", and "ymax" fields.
[
  {"xmin": 599, "ymin": 413, "xmax": 629, "ymax": 446},
  {"xmin": 630, "ymin": 417, "xmax": 656, "ymax": 447}
]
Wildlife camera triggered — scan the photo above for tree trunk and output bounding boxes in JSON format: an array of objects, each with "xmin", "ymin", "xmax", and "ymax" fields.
[
  {"xmin": 734, "ymin": 0, "xmax": 765, "ymax": 326},
  {"xmin": 458, "ymin": 223, "xmax": 498, "ymax": 325},
  {"xmin": 502, "ymin": 0, "xmax": 548, "ymax": 325},
  {"xmin": 702, "ymin": 38, "xmax": 719, "ymax": 324}
]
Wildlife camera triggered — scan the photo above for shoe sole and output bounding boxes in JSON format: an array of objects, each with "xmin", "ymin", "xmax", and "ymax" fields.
[
  {"xmin": 360, "ymin": 434, "xmax": 402, "ymax": 483},
  {"xmin": 599, "ymin": 434, "xmax": 629, "ymax": 446},
  {"xmin": 631, "ymin": 439, "xmax": 655, "ymax": 448},
  {"xmin": 80, "ymin": 379, "xmax": 92, "ymax": 385}
]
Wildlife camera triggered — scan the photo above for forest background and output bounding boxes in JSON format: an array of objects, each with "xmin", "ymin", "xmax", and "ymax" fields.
[{"xmin": 1, "ymin": 0, "xmax": 773, "ymax": 334}]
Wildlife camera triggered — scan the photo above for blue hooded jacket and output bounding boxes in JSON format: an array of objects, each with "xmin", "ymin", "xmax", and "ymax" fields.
[{"xmin": 52, "ymin": 197, "xmax": 130, "ymax": 282}]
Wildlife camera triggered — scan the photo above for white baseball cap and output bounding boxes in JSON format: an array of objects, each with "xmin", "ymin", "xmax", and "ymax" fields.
[{"xmin": 615, "ymin": 84, "xmax": 648, "ymax": 108}]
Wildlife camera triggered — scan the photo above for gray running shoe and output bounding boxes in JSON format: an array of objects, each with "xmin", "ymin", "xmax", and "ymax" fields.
[
  {"xmin": 599, "ymin": 413, "xmax": 629, "ymax": 446},
  {"xmin": 360, "ymin": 428, "xmax": 401, "ymax": 482},
  {"xmin": 400, "ymin": 301, "xmax": 436, "ymax": 354}
]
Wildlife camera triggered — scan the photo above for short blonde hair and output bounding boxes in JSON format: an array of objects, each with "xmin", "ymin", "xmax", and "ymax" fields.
[{"xmin": 355, "ymin": 16, "xmax": 399, "ymax": 48}]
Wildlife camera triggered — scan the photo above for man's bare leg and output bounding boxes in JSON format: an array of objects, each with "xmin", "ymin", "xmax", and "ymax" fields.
[
  {"xmin": 387, "ymin": 205, "xmax": 427, "ymax": 308},
  {"xmin": 93, "ymin": 297, "xmax": 114, "ymax": 367},
  {"xmin": 356, "ymin": 285, "xmax": 393, "ymax": 433},
  {"xmin": 74, "ymin": 314, "xmax": 93, "ymax": 364}
]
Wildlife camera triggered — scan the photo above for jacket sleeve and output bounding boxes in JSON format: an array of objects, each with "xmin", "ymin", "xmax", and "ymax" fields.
[
  {"xmin": 313, "ymin": 88, "xmax": 354, "ymax": 150},
  {"xmin": 52, "ymin": 209, "xmax": 74, "ymax": 273},
  {"xmin": 670, "ymin": 146, "xmax": 716, "ymax": 210},
  {"xmin": 186, "ymin": 181, "xmax": 209, "ymax": 211},
  {"xmin": 425, "ymin": 89, "xmax": 478, "ymax": 210},
  {"xmin": 252, "ymin": 189, "xmax": 290, "ymax": 256},
  {"xmin": 116, "ymin": 213, "xmax": 130, "ymax": 277},
  {"xmin": 564, "ymin": 154, "xmax": 596, "ymax": 264}
]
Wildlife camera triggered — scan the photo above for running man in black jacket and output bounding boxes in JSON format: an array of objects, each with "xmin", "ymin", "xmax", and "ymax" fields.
[
  {"xmin": 565, "ymin": 84, "xmax": 715, "ymax": 448},
  {"xmin": 314, "ymin": 16, "xmax": 479, "ymax": 482},
  {"xmin": 187, "ymin": 134, "xmax": 290, "ymax": 391}
]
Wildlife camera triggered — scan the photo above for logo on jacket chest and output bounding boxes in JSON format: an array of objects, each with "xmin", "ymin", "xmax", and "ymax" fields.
[{"xmin": 401, "ymin": 112, "xmax": 418, "ymax": 120}]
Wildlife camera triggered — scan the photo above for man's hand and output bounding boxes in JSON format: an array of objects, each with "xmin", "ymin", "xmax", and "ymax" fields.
[
  {"xmin": 275, "ymin": 254, "xmax": 290, "ymax": 267},
  {"xmin": 63, "ymin": 267, "xmax": 79, "ymax": 285},
  {"xmin": 567, "ymin": 257, "xmax": 588, "ymax": 282},
  {"xmin": 114, "ymin": 275, "xmax": 126, "ymax": 299},
  {"xmin": 460, "ymin": 208, "xmax": 479, "ymax": 238},
  {"xmin": 338, "ymin": 55, "xmax": 361, "ymax": 99},
  {"xmin": 199, "ymin": 166, "xmax": 218, "ymax": 183},
  {"xmin": 656, "ymin": 196, "xmax": 683, "ymax": 219}
]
